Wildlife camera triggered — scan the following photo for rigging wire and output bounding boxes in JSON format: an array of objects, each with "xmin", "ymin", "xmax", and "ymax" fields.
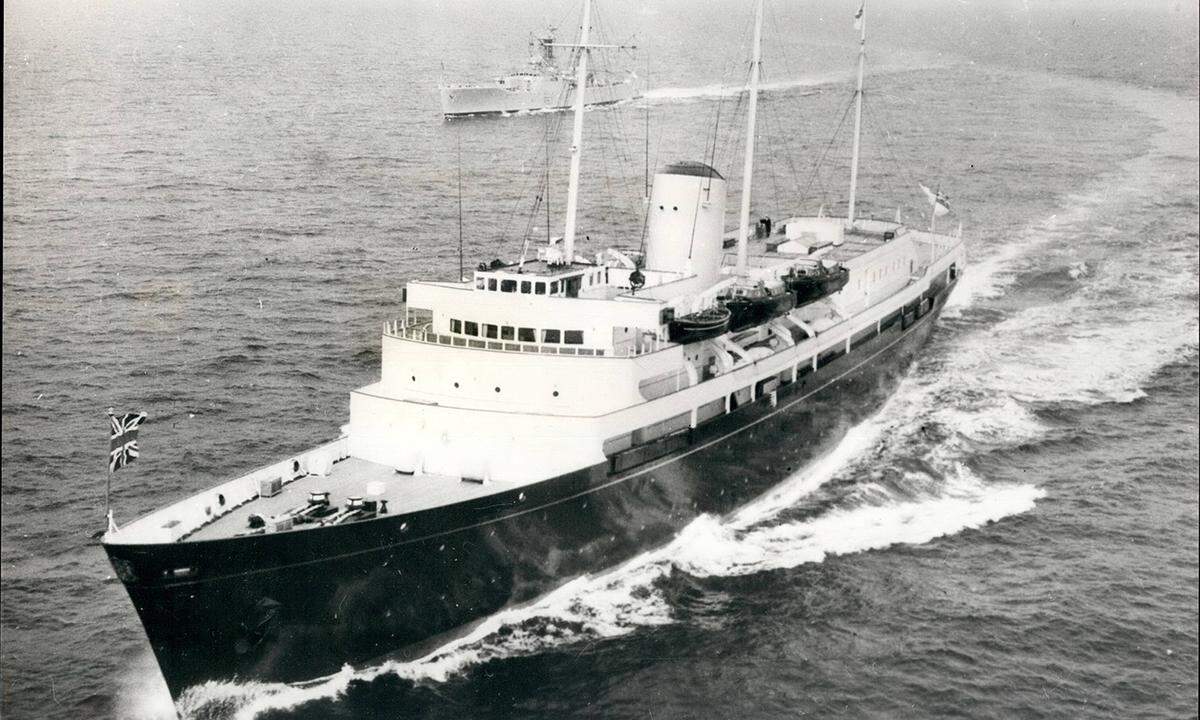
[
  {"xmin": 861, "ymin": 93, "xmax": 933, "ymax": 215},
  {"xmin": 797, "ymin": 90, "xmax": 856, "ymax": 213}
]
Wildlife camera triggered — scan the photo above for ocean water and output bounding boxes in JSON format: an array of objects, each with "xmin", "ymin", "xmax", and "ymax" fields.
[{"xmin": 2, "ymin": 1, "xmax": 1197, "ymax": 719}]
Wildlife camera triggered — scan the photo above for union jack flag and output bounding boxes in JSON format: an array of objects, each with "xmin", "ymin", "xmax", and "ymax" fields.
[{"xmin": 109, "ymin": 411, "xmax": 147, "ymax": 472}]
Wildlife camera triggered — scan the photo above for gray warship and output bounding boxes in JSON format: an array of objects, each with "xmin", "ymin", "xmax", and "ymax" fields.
[{"xmin": 438, "ymin": 29, "xmax": 639, "ymax": 117}]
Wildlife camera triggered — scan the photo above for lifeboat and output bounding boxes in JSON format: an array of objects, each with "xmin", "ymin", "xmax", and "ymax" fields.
[
  {"xmin": 724, "ymin": 288, "xmax": 795, "ymax": 332},
  {"xmin": 784, "ymin": 264, "xmax": 849, "ymax": 307},
  {"xmin": 668, "ymin": 306, "xmax": 732, "ymax": 344}
]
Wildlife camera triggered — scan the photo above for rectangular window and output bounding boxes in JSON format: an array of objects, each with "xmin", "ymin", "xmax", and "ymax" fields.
[
  {"xmin": 500, "ymin": 279, "xmax": 517, "ymax": 293},
  {"xmin": 500, "ymin": 326, "xmax": 515, "ymax": 340},
  {"xmin": 487, "ymin": 278, "xmax": 497, "ymax": 291},
  {"xmin": 450, "ymin": 319, "xmax": 462, "ymax": 333},
  {"xmin": 518, "ymin": 327, "xmax": 536, "ymax": 342},
  {"xmin": 475, "ymin": 278, "xmax": 485, "ymax": 290},
  {"xmin": 535, "ymin": 282, "xmax": 546, "ymax": 295},
  {"xmin": 464, "ymin": 321, "xmax": 479, "ymax": 336},
  {"xmin": 542, "ymin": 329, "xmax": 561, "ymax": 344},
  {"xmin": 550, "ymin": 281, "xmax": 559, "ymax": 294},
  {"xmin": 520, "ymin": 281, "xmax": 531, "ymax": 294},
  {"xmin": 850, "ymin": 326, "xmax": 876, "ymax": 350},
  {"xmin": 484, "ymin": 324, "xmax": 498, "ymax": 339},
  {"xmin": 817, "ymin": 346, "xmax": 845, "ymax": 367},
  {"xmin": 563, "ymin": 330, "xmax": 584, "ymax": 345}
]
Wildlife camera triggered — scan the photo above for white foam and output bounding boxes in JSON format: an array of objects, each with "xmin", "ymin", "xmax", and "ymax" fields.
[{"xmin": 676, "ymin": 468, "xmax": 1044, "ymax": 578}]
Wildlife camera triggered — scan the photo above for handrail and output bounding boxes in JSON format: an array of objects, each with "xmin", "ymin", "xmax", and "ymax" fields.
[{"xmin": 382, "ymin": 321, "xmax": 657, "ymax": 358}]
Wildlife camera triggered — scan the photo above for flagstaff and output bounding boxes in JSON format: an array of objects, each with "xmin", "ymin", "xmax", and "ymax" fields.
[
  {"xmin": 106, "ymin": 408, "xmax": 147, "ymax": 536},
  {"xmin": 106, "ymin": 408, "xmax": 116, "ymax": 533}
]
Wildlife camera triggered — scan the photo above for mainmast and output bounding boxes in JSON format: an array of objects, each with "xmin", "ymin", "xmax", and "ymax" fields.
[
  {"xmin": 847, "ymin": 0, "xmax": 866, "ymax": 226},
  {"xmin": 735, "ymin": 0, "xmax": 764, "ymax": 276},
  {"xmin": 561, "ymin": 0, "xmax": 592, "ymax": 265}
]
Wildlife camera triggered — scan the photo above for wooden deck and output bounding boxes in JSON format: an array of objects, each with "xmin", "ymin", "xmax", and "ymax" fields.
[{"xmin": 185, "ymin": 456, "xmax": 514, "ymax": 542}]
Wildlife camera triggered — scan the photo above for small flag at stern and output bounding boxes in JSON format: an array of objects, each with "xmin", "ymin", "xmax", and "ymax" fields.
[
  {"xmin": 109, "ymin": 410, "xmax": 147, "ymax": 472},
  {"xmin": 919, "ymin": 183, "xmax": 951, "ymax": 217}
]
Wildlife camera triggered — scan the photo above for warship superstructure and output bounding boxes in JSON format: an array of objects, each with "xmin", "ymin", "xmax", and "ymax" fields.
[
  {"xmin": 105, "ymin": 0, "xmax": 964, "ymax": 699},
  {"xmin": 439, "ymin": 29, "xmax": 639, "ymax": 117}
]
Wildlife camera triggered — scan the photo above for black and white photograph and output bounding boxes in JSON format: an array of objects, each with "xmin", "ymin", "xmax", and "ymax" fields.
[{"xmin": 2, "ymin": 0, "xmax": 1197, "ymax": 718}]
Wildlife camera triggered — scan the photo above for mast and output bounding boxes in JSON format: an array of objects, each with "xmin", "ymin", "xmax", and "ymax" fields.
[
  {"xmin": 561, "ymin": 0, "xmax": 592, "ymax": 265},
  {"xmin": 644, "ymin": 45, "xmax": 650, "ymax": 201},
  {"xmin": 456, "ymin": 127, "xmax": 464, "ymax": 281},
  {"xmin": 847, "ymin": 0, "xmax": 866, "ymax": 226},
  {"xmin": 735, "ymin": 0, "xmax": 764, "ymax": 276}
]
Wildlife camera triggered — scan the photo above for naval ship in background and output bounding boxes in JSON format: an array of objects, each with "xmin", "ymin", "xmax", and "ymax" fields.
[
  {"xmin": 438, "ymin": 27, "xmax": 640, "ymax": 117},
  {"xmin": 104, "ymin": 0, "xmax": 964, "ymax": 701}
]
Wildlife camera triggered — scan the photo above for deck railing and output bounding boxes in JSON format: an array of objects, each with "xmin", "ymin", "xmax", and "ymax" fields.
[{"xmin": 384, "ymin": 321, "xmax": 617, "ymax": 357}]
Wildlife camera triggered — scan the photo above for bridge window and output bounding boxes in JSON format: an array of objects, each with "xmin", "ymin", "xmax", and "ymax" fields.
[
  {"xmin": 501, "ymin": 326, "xmax": 515, "ymax": 340},
  {"xmin": 542, "ymin": 329, "xmax": 561, "ymax": 344},
  {"xmin": 550, "ymin": 281, "xmax": 559, "ymax": 294},
  {"xmin": 450, "ymin": 319, "xmax": 462, "ymax": 333},
  {"xmin": 520, "ymin": 281, "xmax": 531, "ymax": 293},
  {"xmin": 484, "ymin": 324, "xmax": 498, "ymax": 339},
  {"xmin": 535, "ymin": 282, "xmax": 546, "ymax": 295},
  {"xmin": 475, "ymin": 277, "xmax": 485, "ymax": 290},
  {"xmin": 464, "ymin": 321, "xmax": 479, "ymax": 336},
  {"xmin": 518, "ymin": 327, "xmax": 536, "ymax": 342},
  {"xmin": 564, "ymin": 330, "xmax": 583, "ymax": 345},
  {"xmin": 487, "ymin": 278, "xmax": 497, "ymax": 291},
  {"xmin": 500, "ymin": 279, "xmax": 517, "ymax": 293}
]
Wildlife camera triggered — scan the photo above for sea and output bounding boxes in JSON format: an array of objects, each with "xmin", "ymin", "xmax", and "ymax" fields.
[{"xmin": 2, "ymin": 0, "xmax": 1197, "ymax": 718}]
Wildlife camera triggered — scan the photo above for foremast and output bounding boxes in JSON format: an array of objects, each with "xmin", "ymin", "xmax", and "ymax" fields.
[
  {"xmin": 561, "ymin": 0, "xmax": 592, "ymax": 265},
  {"xmin": 734, "ymin": 0, "xmax": 764, "ymax": 276},
  {"xmin": 847, "ymin": 0, "xmax": 867, "ymax": 226}
]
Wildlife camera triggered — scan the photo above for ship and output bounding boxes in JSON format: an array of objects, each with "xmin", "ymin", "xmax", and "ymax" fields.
[
  {"xmin": 104, "ymin": 0, "xmax": 964, "ymax": 701},
  {"xmin": 438, "ymin": 28, "xmax": 639, "ymax": 117}
]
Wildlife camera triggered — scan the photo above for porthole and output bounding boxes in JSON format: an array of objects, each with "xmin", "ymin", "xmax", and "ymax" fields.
[
  {"xmin": 518, "ymin": 492, "xmax": 526, "ymax": 502},
  {"xmin": 658, "ymin": 205, "xmax": 664, "ymax": 210},
  {"xmin": 411, "ymin": 375, "xmax": 416, "ymax": 382},
  {"xmin": 494, "ymin": 387, "xmax": 501, "ymax": 393},
  {"xmin": 552, "ymin": 391, "xmax": 559, "ymax": 397},
  {"xmin": 453, "ymin": 382, "xmax": 459, "ymax": 388},
  {"xmin": 672, "ymin": 206, "xmax": 678, "ymax": 211},
  {"xmin": 217, "ymin": 494, "xmax": 226, "ymax": 507},
  {"xmin": 400, "ymin": 522, "xmax": 409, "ymax": 532}
]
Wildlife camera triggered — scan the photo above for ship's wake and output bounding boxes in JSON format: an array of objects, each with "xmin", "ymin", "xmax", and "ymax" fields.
[{"xmin": 641, "ymin": 54, "xmax": 950, "ymax": 103}]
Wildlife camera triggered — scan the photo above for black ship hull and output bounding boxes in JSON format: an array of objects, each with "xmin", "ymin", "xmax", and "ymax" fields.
[{"xmin": 105, "ymin": 276, "xmax": 957, "ymax": 700}]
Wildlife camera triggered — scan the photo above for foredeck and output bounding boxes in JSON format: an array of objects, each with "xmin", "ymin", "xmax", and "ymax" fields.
[{"xmin": 185, "ymin": 457, "xmax": 514, "ymax": 543}]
